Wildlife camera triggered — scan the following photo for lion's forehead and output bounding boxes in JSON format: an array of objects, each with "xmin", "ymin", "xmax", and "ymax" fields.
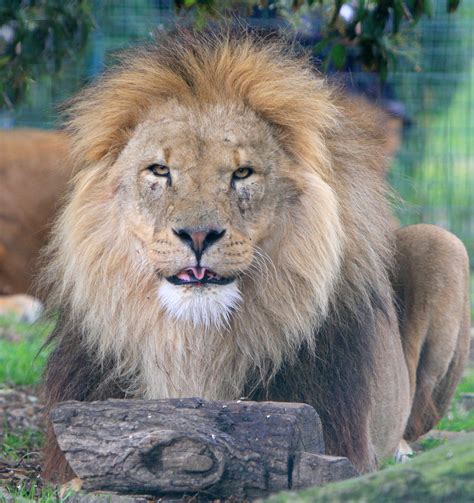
[{"xmin": 125, "ymin": 101, "xmax": 275, "ymax": 167}]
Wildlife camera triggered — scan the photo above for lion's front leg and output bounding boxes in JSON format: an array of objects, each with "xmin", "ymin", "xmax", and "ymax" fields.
[
  {"xmin": 41, "ymin": 320, "xmax": 127, "ymax": 483},
  {"xmin": 394, "ymin": 223, "xmax": 470, "ymax": 441}
]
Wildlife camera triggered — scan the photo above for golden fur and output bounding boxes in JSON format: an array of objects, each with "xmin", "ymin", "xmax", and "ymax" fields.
[
  {"xmin": 394, "ymin": 224, "xmax": 471, "ymax": 440},
  {"xmin": 0, "ymin": 129, "xmax": 71, "ymax": 296},
  {"xmin": 41, "ymin": 28, "xmax": 469, "ymax": 483}
]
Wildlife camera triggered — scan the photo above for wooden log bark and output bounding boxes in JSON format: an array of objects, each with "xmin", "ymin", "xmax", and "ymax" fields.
[
  {"xmin": 292, "ymin": 452, "xmax": 359, "ymax": 489},
  {"xmin": 51, "ymin": 398, "xmax": 357, "ymax": 499}
]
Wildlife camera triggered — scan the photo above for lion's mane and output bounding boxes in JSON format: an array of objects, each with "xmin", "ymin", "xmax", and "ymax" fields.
[{"xmin": 41, "ymin": 28, "xmax": 395, "ymax": 479}]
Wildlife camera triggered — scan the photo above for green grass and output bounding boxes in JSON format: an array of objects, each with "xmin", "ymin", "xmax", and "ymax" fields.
[
  {"xmin": 418, "ymin": 437, "xmax": 446, "ymax": 451},
  {"xmin": 0, "ymin": 428, "xmax": 63, "ymax": 503},
  {"xmin": 1, "ymin": 428, "xmax": 44, "ymax": 461},
  {"xmin": 0, "ymin": 317, "xmax": 54, "ymax": 501},
  {"xmin": 1, "ymin": 426, "xmax": 49, "ymax": 501},
  {"xmin": 437, "ymin": 408, "xmax": 474, "ymax": 432},
  {"xmin": 437, "ymin": 370, "xmax": 474, "ymax": 432},
  {"xmin": 0, "ymin": 316, "xmax": 53, "ymax": 385},
  {"xmin": 457, "ymin": 368, "xmax": 474, "ymax": 395},
  {"xmin": 4, "ymin": 484, "xmax": 62, "ymax": 502}
]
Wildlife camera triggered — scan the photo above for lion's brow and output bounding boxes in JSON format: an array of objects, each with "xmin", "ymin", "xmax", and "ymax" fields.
[{"xmin": 233, "ymin": 150, "xmax": 240, "ymax": 167}]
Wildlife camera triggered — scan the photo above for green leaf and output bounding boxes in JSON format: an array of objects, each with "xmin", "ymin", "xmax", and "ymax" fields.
[
  {"xmin": 313, "ymin": 37, "xmax": 330, "ymax": 55},
  {"xmin": 424, "ymin": 0, "xmax": 433, "ymax": 17},
  {"xmin": 0, "ymin": 55, "xmax": 10, "ymax": 68},
  {"xmin": 447, "ymin": 0, "xmax": 461, "ymax": 13},
  {"xmin": 0, "ymin": 0, "xmax": 93, "ymax": 109},
  {"xmin": 393, "ymin": 0, "xmax": 404, "ymax": 33},
  {"xmin": 329, "ymin": 43, "xmax": 347, "ymax": 69},
  {"xmin": 357, "ymin": 0, "xmax": 366, "ymax": 19}
]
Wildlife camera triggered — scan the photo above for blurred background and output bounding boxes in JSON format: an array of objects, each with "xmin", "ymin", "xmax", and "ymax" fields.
[{"xmin": 1, "ymin": 0, "xmax": 473, "ymax": 314}]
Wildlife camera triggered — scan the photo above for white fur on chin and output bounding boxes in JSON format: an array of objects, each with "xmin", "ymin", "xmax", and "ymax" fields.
[{"xmin": 158, "ymin": 280, "xmax": 242, "ymax": 329}]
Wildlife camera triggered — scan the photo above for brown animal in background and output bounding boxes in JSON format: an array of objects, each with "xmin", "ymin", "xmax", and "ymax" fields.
[
  {"xmin": 38, "ymin": 29, "xmax": 469, "ymax": 483},
  {"xmin": 0, "ymin": 129, "xmax": 71, "ymax": 319}
]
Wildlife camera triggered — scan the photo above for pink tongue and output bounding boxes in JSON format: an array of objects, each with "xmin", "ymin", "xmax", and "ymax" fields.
[
  {"xmin": 176, "ymin": 270, "xmax": 193, "ymax": 282},
  {"xmin": 177, "ymin": 267, "xmax": 207, "ymax": 281}
]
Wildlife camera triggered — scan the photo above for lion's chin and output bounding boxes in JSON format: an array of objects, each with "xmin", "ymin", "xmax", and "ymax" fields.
[{"xmin": 158, "ymin": 280, "xmax": 242, "ymax": 329}]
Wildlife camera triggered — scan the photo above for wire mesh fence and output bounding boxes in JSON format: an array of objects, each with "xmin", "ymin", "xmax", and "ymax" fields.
[
  {"xmin": 387, "ymin": 1, "xmax": 474, "ymax": 310},
  {"xmin": 2, "ymin": 0, "xmax": 473, "ymax": 311}
]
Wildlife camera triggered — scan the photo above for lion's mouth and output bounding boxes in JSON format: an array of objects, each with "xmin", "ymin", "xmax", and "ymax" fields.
[{"xmin": 166, "ymin": 267, "xmax": 235, "ymax": 286}]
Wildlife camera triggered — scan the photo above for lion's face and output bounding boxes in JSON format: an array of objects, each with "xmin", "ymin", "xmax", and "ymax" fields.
[{"xmin": 114, "ymin": 101, "xmax": 300, "ymax": 327}]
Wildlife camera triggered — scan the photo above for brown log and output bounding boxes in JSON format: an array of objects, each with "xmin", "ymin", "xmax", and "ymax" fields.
[
  {"xmin": 51, "ymin": 398, "xmax": 358, "ymax": 499},
  {"xmin": 292, "ymin": 452, "xmax": 359, "ymax": 489}
]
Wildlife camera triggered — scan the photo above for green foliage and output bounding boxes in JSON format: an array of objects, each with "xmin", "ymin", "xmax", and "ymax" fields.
[
  {"xmin": 174, "ymin": 0, "xmax": 255, "ymax": 29},
  {"xmin": 177, "ymin": 1, "xmax": 462, "ymax": 78},
  {"xmin": 0, "ymin": 0, "xmax": 93, "ymax": 109},
  {"xmin": 284, "ymin": 0, "xmax": 462, "ymax": 78},
  {"xmin": 1, "ymin": 1, "xmax": 464, "ymax": 109},
  {"xmin": 174, "ymin": 0, "xmax": 253, "ymax": 13},
  {"xmin": 447, "ymin": 0, "xmax": 461, "ymax": 12}
]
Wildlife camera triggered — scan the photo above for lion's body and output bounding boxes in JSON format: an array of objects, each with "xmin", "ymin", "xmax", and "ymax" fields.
[
  {"xmin": 0, "ymin": 129, "xmax": 71, "ymax": 321},
  {"xmin": 0, "ymin": 129, "xmax": 71, "ymax": 296},
  {"xmin": 40, "ymin": 30, "xmax": 470, "ymax": 482}
]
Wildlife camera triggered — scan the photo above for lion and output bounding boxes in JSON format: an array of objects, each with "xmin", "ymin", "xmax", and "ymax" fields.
[
  {"xmin": 0, "ymin": 129, "xmax": 71, "ymax": 320},
  {"xmin": 40, "ymin": 29, "xmax": 470, "ymax": 483}
]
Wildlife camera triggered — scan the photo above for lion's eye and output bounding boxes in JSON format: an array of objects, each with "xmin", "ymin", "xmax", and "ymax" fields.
[
  {"xmin": 148, "ymin": 164, "xmax": 170, "ymax": 177},
  {"xmin": 232, "ymin": 166, "xmax": 253, "ymax": 181}
]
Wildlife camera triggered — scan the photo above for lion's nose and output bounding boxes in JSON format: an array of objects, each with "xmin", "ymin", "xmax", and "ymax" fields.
[{"xmin": 173, "ymin": 227, "xmax": 226, "ymax": 261}]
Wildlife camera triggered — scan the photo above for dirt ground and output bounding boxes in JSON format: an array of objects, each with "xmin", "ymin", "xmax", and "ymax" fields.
[{"xmin": 0, "ymin": 386, "xmax": 44, "ymax": 498}]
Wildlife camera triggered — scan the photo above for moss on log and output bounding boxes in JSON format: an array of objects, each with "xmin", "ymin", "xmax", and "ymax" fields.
[{"xmin": 266, "ymin": 433, "xmax": 474, "ymax": 503}]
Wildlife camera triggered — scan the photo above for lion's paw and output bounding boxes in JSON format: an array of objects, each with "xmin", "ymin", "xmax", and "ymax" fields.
[
  {"xmin": 59, "ymin": 477, "xmax": 83, "ymax": 498},
  {"xmin": 0, "ymin": 294, "xmax": 44, "ymax": 323},
  {"xmin": 394, "ymin": 439, "xmax": 414, "ymax": 463}
]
